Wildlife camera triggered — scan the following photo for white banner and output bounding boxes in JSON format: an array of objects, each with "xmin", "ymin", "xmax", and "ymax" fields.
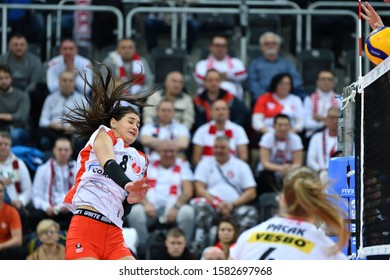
[
  {"xmin": 74, "ymin": 0, "xmax": 91, "ymax": 49},
  {"xmin": 1, "ymin": 260, "xmax": 388, "ymax": 280}
]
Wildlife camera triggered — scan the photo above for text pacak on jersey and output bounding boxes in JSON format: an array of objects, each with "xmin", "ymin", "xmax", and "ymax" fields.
[{"xmin": 266, "ymin": 223, "xmax": 306, "ymax": 236}]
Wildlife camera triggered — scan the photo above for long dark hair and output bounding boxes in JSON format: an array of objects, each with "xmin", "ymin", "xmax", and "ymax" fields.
[
  {"xmin": 64, "ymin": 64, "xmax": 155, "ymax": 139},
  {"xmin": 268, "ymin": 73, "xmax": 293, "ymax": 92}
]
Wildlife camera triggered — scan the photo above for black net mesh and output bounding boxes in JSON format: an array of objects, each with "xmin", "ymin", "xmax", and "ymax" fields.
[{"xmin": 355, "ymin": 71, "xmax": 390, "ymax": 256}]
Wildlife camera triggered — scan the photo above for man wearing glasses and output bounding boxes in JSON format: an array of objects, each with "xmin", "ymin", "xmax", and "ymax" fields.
[
  {"xmin": 194, "ymin": 35, "xmax": 247, "ymax": 100},
  {"xmin": 303, "ymin": 70, "xmax": 342, "ymax": 147},
  {"xmin": 248, "ymin": 32, "xmax": 303, "ymax": 103}
]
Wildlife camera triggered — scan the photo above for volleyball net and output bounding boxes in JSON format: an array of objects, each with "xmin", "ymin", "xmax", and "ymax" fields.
[{"xmin": 340, "ymin": 56, "xmax": 390, "ymax": 259}]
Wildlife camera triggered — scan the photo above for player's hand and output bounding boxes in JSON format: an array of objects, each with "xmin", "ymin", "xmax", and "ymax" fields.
[
  {"xmin": 124, "ymin": 178, "xmax": 149, "ymax": 204},
  {"xmin": 361, "ymin": 2, "xmax": 384, "ymax": 30}
]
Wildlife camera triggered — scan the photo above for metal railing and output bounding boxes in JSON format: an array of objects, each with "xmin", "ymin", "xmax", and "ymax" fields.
[
  {"xmin": 0, "ymin": 1, "xmax": 383, "ymax": 79},
  {"xmin": 126, "ymin": 6, "xmax": 240, "ymax": 50},
  {"xmin": 126, "ymin": 6, "xmax": 358, "ymax": 65},
  {"xmin": 0, "ymin": 3, "xmax": 124, "ymax": 60},
  {"xmin": 125, "ymin": 1, "xmax": 302, "ymax": 54}
]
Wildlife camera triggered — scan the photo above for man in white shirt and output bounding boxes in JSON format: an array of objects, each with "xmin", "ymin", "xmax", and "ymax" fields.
[
  {"xmin": 191, "ymin": 136, "xmax": 258, "ymax": 252},
  {"xmin": 303, "ymin": 70, "xmax": 341, "ymax": 144},
  {"xmin": 101, "ymin": 38, "xmax": 154, "ymax": 95},
  {"xmin": 29, "ymin": 137, "xmax": 76, "ymax": 231},
  {"xmin": 194, "ymin": 35, "xmax": 247, "ymax": 100},
  {"xmin": 191, "ymin": 100, "xmax": 249, "ymax": 167},
  {"xmin": 0, "ymin": 131, "xmax": 32, "ymax": 234},
  {"xmin": 306, "ymin": 107, "xmax": 340, "ymax": 184},
  {"xmin": 140, "ymin": 99, "xmax": 190, "ymax": 164},
  {"xmin": 46, "ymin": 39, "xmax": 92, "ymax": 95},
  {"xmin": 257, "ymin": 114, "xmax": 303, "ymax": 194}
]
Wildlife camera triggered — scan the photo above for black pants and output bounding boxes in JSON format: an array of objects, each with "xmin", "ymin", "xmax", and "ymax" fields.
[
  {"xmin": 256, "ymin": 170, "xmax": 282, "ymax": 196},
  {"xmin": 0, "ymin": 246, "xmax": 27, "ymax": 260},
  {"xmin": 28, "ymin": 208, "xmax": 73, "ymax": 232}
]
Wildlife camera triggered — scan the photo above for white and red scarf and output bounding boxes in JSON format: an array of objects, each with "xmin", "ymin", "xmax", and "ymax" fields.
[
  {"xmin": 12, "ymin": 159, "xmax": 21, "ymax": 193},
  {"xmin": 109, "ymin": 51, "xmax": 145, "ymax": 94},
  {"xmin": 203, "ymin": 124, "xmax": 235, "ymax": 156},
  {"xmin": 311, "ymin": 90, "xmax": 339, "ymax": 115},
  {"xmin": 206, "ymin": 55, "xmax": 234, "ymax": 70},
  {"xmin": 48, "ymin": 159, "xmax": 74, "ymax": 206}
]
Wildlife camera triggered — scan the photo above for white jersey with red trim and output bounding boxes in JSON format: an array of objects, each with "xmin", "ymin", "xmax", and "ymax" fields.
[
  {"xmin": 252, "ymin": 93, "xmax": 304, "ymax": 133},
  {"xmin": 192, "ymin": 120, "xmax": 249, "ymax": 160},
  {"xmin": 194, "ymin": 156, "xmax": 256, "ymax": 202},
  {"xmin": 146, "ymin": 160, "xmax": 193, "ymax": 209},
  {"xmin": 63, "ymin": 125, "xmax": 148, "ymax": 228},
  {"xmin": 194, "ymin": 55, "xmax": 247, "ymax": 99},
  {"xmin": 303, "ymin": 89, "xmax": 342, "ymax": 137},
  {"xmin": 46, "ymin": 54, "xmax": 92, "ymax": 94},
  {"xmin": 230, "ymin": 216, "xmax": 347, "ymax": 260},
  {"xmin": 0, "ymin": 153, "xmax": 32, "ymax": 207},
  {"xmin": 258, "ymin": 130, "xmax": 303, "ymax": 171},
  {"xmin": 306, "ymin": 129, "xmax": 337, "ymax": 172},
  {"xmin": 140, "ymin": 120, "xmax": 190, "ymax": 163},
  {"xmin": 32, "ymin": 158, "xmax": 77, "ymax": 211}
]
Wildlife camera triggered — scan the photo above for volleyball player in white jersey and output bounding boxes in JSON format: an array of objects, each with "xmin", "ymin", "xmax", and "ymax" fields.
[
  {"xmin": 62, "ymin": 65, "xmax": 154, "ymax": 260},
  {"xmin": 230, "ymin": 167, "xmax": 349, "ymax": 260}
]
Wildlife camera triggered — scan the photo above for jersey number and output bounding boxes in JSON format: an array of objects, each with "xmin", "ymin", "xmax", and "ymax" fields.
[
  {"xmin": 259, "ymin": 247, "xmax": 275, "ymax": 260},
  {"xmin": 119, "ymin": 155, "xmax": 128, "ymax": 172}
]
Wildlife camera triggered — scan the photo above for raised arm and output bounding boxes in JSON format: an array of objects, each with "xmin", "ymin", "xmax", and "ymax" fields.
[{"xmin": 361, "ymin": 1, "xmax": 385, "ymax": 30}]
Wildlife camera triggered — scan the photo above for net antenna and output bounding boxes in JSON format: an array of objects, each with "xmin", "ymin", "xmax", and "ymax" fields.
[
  {"xmin": 358, "ymin": 0, "xmax": 363, "ymax": 79},
  {"xmin": 357, "ymin": 0, "xmax": 366, "ymax": 260},
  {"xmin": 341, "ymin": 0, "xmax": 364, "ymax": 112}
]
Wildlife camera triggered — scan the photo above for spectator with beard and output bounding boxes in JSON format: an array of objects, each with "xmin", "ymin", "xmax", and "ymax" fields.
[{"xmin": 248, "ymin": 32, "xmax": 303, "ymax": 103}]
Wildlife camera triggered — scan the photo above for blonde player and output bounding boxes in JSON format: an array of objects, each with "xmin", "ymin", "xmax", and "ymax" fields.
[{"xmin": 230, "ymin": 167, "xmax": 350, "ymax": 260}]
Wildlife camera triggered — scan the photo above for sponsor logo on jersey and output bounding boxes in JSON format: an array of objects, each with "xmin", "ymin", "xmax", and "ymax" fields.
[
  {"xmin": 88, "ymin": 162, "xmax": 111, "ymax": 178},
  {"xmin": 75, "ymin": 243, "xmax": 83, "ymax": 253},
  {"xmin": 132, "ymin": 162, "xmax": 141, "ymax": 175},
  {"xmin": 248, "ymin": 232, "xmax": 315, "ymax": 254}
]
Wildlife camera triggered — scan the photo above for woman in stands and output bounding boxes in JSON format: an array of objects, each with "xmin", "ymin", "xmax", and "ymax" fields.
[
  {"xmin": 251, "ymin": 73, "xmax": 304, "ymax": 135},
  {"xmin": 230, "ymin": 167, "xmax": 349, "ymax": 260},
  {"xmin": 63, "ymin": 64, "xmax": 154, "ymax": 260},
  {"xmin": 214, "ymin": 217, "xmax": 238, "ymax": 259}
]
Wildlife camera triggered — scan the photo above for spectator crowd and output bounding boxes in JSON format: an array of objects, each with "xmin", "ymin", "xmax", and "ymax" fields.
[{"xmin": 0, "ymin": 1, "xmax": 346, "ymax": 261}]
